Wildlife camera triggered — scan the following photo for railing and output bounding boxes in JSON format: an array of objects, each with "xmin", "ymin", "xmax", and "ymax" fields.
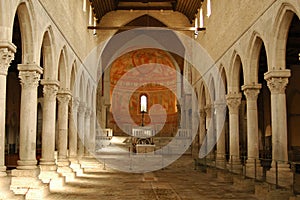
[
  {"xmin": 96, "ymin": 128, "xmax": 113, "ymax": 137},
  {"xmin": 132, "ymin": 127, "xmax": 156, "ymax": 138},
  {"xmin": 194, "ymin": 152, "xmax": 300, "ymax": 195}
]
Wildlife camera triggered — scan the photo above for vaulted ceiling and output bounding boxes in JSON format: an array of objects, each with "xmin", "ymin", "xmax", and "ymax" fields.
[{"xmin": 89, "ymin": 0, "xmax": 203, "ymax": 24}]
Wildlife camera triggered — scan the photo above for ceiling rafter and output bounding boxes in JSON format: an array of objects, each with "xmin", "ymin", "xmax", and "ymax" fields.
[{"xmin": 90, "ymin": 0, "xmax": 204, "ymax": 23}]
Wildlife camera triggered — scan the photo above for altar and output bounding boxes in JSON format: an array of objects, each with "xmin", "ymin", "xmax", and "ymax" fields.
[{"xmin": 136, "ymin": 144, "xmax": 155, "ymax": 154}]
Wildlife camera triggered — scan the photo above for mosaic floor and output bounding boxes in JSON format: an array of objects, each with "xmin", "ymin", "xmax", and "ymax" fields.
[{"xmin": 45, "ymin": 155, "xmax": 258, "ymax": 200}]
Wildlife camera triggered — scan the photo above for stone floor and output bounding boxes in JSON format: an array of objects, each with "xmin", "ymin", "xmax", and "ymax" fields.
[{"xmin": 44, "ymin": 155, "xmax": 258, "ymax": 200}]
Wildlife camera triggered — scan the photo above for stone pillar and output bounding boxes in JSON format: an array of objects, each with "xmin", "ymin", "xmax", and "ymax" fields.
[
  {"xmin": 226, "ymin": 93, "xmax": 242, "ymax": 172},
  {"xmin": 11, "ymin": 64, "xmax": 48, "ymax": 198},
  {"xmin": 77, "ymin": 102, "xmax": 86, "ymax": 157},
  {"xmin": 205, "ymin": 105, "xmax": 215, "ymax": 161},
  {"xmin": 56, "ymin": 90, "xmax": 71, "ymax": 163},
  {"xmin": 242, "ymin": 84, "xmax": 262, "ymax": 178},
  {"xmin": 38, "ymin": 80, "xmax": 62, "ymax": 185},
  {"xmin": 56, "ymin": 90, "xmax": 75, "ymax": 181},
  {"xmin": 69, "ymin": 97, "xmax": 79, "ymax": 159},
  {"xmin": 265, "ymin": 70, "xmax": 293, "ymax": 187},
  {"xmin": 198, "ymin": 109, "xmax": 206, "ymax": 157},
  {"xmin": 214, "ymin": 102, "xmax": 227, "ymax": 168},
  {"xmin": 69, "ymin": 97, "xmax": 82, "ymax": 173},
  {"xmin": 0, "ymin": 43, "xmax": 17, "ymax": 199},
  {"xmin": 84, "ymin": 108, "xmax": 91, "ymax": 156},
  {"xmin": 89, "ymin": 111, "xmax": 96, "ymax": 154},
  {"xmin": 0, "ymin": 44, "xmax": 15, "ymax": 177}
]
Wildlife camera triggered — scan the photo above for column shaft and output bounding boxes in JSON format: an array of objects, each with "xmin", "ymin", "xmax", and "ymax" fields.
[
  {"xmin": 265, "ymin": 71, "xmax": 290, "ymax": 164},
  {"xmin": 0, "ymin": 45, "xmax": 15, "ymax": 176},
  {"xmin": 69, "ymin": 98, "xmax": 79, "ymax": 158},
  {"xmin": 242, "ymin": 84, "xmax": 261, "ymax": 160},
  {"xmin": 57, "ymin": 90, "xmax": 71, "ymax": 161},
  {"xmin": 215, "ymin": 102, "xmax": 226, "ymax": 161},
  {"xmin": 84, "ymin": 109, "xmax": 91, "ymax": 155},
  {"xmin": 77, "ymin": 103, "xmax": 86, "ymax": 157},
  {"xmin": 40, "ymin": 80, "xmax": 59, "ymax": 166},
  {"xmin": 17, "ymin": 64, "xmax": 43, "ymax": 169},
  {"xmin": 226, "ymin": 93, "xmax": 241, "ymax": 163}
]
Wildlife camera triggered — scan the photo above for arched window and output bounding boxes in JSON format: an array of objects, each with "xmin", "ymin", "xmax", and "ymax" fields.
[{"xmin": 140, "ymin": 94, "xmax": 147, "ymax": 113}]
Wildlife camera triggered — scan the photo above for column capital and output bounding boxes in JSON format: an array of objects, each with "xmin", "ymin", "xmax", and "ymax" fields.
[
  {"xmin": 242, "ymin": 84, "xmax": 261, "ymax": 101},
  {"xmin": 72, "ymin": 97, "xmax": 80, "ymax": 110},
  {"xmin": 0, "ymin": 43, "xmax": 16, "ymax": 75},
  {"xmin": 41, "ymin": 79, "xmax": 60, "ymax": 100},
  {"xmin": 264, "ymin": 70, "xmax": 290, "ymax": 94},
  {"xmin": 204, "ymin": 104, "xmax": 213, "ymax": 118},
  {"xmin": 18, "ymin": 64, "xmax": 43, "ymax": 89},
  {"xmin": 78, "ymin": 102, "xmax": 86, "ymax": 114},
  {"xmin": 57, "ymin": 91, "xmax": 72, "ymax": 105},
  {"xmin": 226, "ymin": 93, "xmax": 242, "ymax": 114},
  {"xmin": 214, "ymin": 101, "xmax": 227, "ymax": 113},
  {"xmin": 199, "ymin": 109, "xmax": 206, "ymax": 118},
  {"xmin": 85, "ymin": 108, "xmax": 92, "ymax": 118}
]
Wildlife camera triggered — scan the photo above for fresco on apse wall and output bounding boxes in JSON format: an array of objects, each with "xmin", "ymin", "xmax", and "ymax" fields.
[{"xmin": 109, "ymin": 48, "xmax": 179, "ymax": 136}]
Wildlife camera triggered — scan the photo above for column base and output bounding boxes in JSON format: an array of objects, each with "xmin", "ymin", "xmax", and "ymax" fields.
[
  {"xmin": 216, "ymin": 156, "xmax": 227, "ymax": 169},
  {"xmin": 227, "ymin": 160, "xmax": 242, "ymax": 174},
  {"xmin": 57, "ymin": 160, "xmax": 76, "ymax": 182},
  {"xmin": 38, "ymin": 165, "xmax": 65, "ymax": 191},
  {"xmin": 0, "ymin": 165, "xmax": 7, "ymax": 177},
  {"xmin": 69, "ymin": 158, "xmax": 83, "ymax": 176},
  {"xmin": 10, "ymin": 169, "xmax": 49, "ymax": 199},
  {"xmin": 266, "ymin": 163, "xmax": 293, "ymax": 188},
  {"xmin": 246, "ymin": 160, "xmax": 263, "ymax": 180}
]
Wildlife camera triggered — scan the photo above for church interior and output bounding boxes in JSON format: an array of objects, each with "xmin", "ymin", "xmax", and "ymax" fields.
[{"xmin": 1, "ymin": 0, "xmax": 300, "ymax": 199}]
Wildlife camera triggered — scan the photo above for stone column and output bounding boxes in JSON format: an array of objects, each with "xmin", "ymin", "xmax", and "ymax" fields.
[
  {"xmin": 56, "ymin": 90, "xmax": 71, "ymax": 163},
  {"xmin": 226, "ymin": 93, "xmax": 242, "ymax": 172},
  {"xmin": 11, "ymin": 64, "xmax": 48, "ymax": 198},
  {"xmin": 56, "ymin": 90, "xmax": 75, "ymax": 181},
  {"xmin": 69, "ymin": 97, "xmax": 82, "ymax": 173},
  {"xmin": 242, "ymin": 84, "xmax": 262, "ymax": 178},
  {"xmin": 77, "ymin": 102, "xmax": 86, "ymax": 157},
  {"xmin": 198, "ymin": 109, "xmax": 206, "ymax": 157},
  {"xmin": 0, "ymin": 44, "xmax": 15, "ymax": 177},
  {"xmin": 214, "ymin": 102, "xmax": 227, "ymax": 168},
  {"xmin": 84, "ymin": 108, "xmax": 91, "ymax": 156},
  {"xmin": 205, "ymin": 105, "xmax": 215, "ymax": 161},
  {"xmin": 265, "ymin": 70, "xmax": 293, "ymax": 187},
  {"xmin": 38, "ymin": 80, "xmax": 61, "ymax": 184},
  {"xmin": 89, "ymin": 111, "xmax": 96, "ymax": 154},
  {"xmin": 69, "ymin": 97, "xmax": 79, "ymax": 159}
]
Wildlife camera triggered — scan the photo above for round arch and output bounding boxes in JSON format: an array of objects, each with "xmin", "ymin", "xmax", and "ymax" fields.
[
  {"xmin": 272, "ymin": 3, "xmax": 300, "ymax": 69},
  {"xmin": 13, "ymin": 2, "xmax": 36, "ymax": 64}
]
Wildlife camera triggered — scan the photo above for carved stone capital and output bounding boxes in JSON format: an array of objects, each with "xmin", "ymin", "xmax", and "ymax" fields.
[
  {"xmin": 226, "ymin": 93, "xmax": 242, "ymax": 114},
  {"xmin": 204, "ymin": 105, "xmax": 213, "ymax": 118},
  {"xmin": 85, "ymin": 108, "xmax": 92, "ymax": 118},
  {"xmin": 214, "ymin": 101, "xmax": 227, "ymax": 113},
  {"xmin": 57, "ymin": 91, "xmax": 72, "ymax": 105},
  {"xmin": 18, "ymin": 64, "xmax": 43, "ymax": 89},
  {"xmin": 0, "ymin": 46, "xmax": 15, "ymax": 75},
  {"xmin": 41, "ymin": 80, "xmax": 60, "ymax": 100},
  {"xmin": 19, "ymin": 71, "xmax": 41, "ymax": 89},
  {"xmin": 242, "ymin": 84, "xmax": 261, "ymax": 101},
  {"xmin": 266, "ymin": 77, "xmax": 289, "ymax": 94},
  {"xmin": 72, "ymin": 97, "xmax": 80, "ymax": 111},
  {"xmin": 78, "ymin": 102, "xmax": 86, "ymax": 114},
  {"xmin": 199, "ymin": 109, "xmax": 206, "ymax": 118},
  {"xmin": 264, "ymin": 70, "xmax": 290, "ymax": 94}
]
